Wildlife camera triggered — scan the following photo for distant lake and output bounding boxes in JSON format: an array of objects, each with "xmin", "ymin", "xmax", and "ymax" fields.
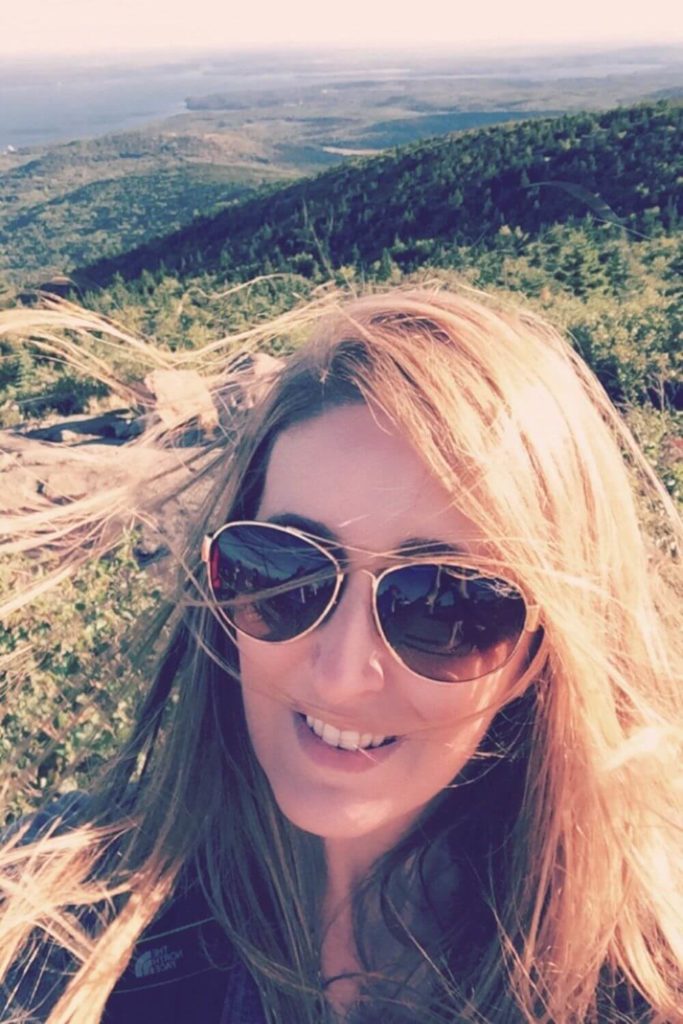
[{"xmin": 0, "ymin": 51, "xmax": 672, "ymax": 150}]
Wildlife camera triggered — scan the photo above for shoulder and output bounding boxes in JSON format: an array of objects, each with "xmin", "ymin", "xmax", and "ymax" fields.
[
  {"xmin": 0, "ymin": 793, "xmax": 96, "ymax": 1022},
  {"xmin": 1, "ymin": 802, "xmax": 265, "ymax": 1024},
  {"xmin": 104, "ymin": 872, "xmax": 265, "ymax": 1023}
]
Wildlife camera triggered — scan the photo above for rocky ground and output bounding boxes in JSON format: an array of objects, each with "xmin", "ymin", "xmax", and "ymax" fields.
[
  {"xmin": 1, "ymin": 359, "xmax": 281, "ymax": 588},
  {"xmin": 0, "ymin": 415, "xmax": 224, "ymax": 593}
]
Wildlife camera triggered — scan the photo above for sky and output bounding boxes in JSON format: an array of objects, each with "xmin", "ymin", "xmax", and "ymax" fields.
[{"xmin": 2, "ymin": 0, "xmax": 682, "ymax": 58}]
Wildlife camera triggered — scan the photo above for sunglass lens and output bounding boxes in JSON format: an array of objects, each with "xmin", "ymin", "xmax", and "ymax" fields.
[
  {"xmin": 376, "ymin": 565, "xmax": 527, "ymax": 682},
  {"xmin": 210, "ymin": 523, "xmax": 337, "ymax": 641}
]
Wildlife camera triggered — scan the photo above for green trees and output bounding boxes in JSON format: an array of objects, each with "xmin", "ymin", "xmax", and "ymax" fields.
[
  {"xmin": 75, "ymin": 101, "xmax": 682, "ymax": 292},
  {"xmin": 0, "ymin": 168, "xmax": 258, "ymax": 278}
]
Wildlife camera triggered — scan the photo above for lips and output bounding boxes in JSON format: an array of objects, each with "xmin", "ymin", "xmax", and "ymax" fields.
[
  {"xmin": 293, "ymin": 712, "xmax": 403, "ymax": 771},
  {"xmin": 304, "ymin": 714, "xmax": 397, "ymax": 750}
]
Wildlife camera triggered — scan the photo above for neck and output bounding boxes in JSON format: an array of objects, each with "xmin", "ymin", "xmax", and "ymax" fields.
[
  {"xmin": 323, "ymin": 811, "xmax": 418, "ymax": 911},
  {"xmin": 319, "ymin": 812, "xmax": 458, "ymax": 1009},
  {"xmin": 319, "ymin": 813, "xmax": 422, "ymax": 1016}
]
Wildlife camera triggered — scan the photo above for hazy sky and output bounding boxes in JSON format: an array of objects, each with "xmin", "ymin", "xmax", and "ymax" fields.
[{"xmin": 2, "ymin": 0, "xmax": 682, "ymax": 58}]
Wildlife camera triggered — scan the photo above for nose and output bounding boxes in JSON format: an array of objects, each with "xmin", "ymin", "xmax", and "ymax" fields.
[{"xmin": 308, "ymin": 570, "xmax": 386, "ymax": 705}]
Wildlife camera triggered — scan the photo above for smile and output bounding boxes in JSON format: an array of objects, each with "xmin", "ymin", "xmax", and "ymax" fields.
[{"xmin": 301, "ymin": 714, "xmax": 398, "ymax": 751}]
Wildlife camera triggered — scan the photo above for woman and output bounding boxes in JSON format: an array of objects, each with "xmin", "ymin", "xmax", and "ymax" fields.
[{"xmin": 0, "ymin": 286, "xmax": 681, "ymax": 1023}]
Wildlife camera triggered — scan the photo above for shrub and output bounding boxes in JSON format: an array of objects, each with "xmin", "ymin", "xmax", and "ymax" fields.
[{"xmin": 0, "ymin": 535, "xmax": 161, "ymax": 823}]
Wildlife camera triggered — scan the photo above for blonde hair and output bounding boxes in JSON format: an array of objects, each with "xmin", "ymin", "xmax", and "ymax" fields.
[{"xmin": 0, "ymin": 284, "xmax": 681, "ymax": 1023}]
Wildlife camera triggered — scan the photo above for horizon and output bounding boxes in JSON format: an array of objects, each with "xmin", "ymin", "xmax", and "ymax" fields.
[{"xmin": 2, "ymin": 40, "xmax": 682, "ymax": 70}]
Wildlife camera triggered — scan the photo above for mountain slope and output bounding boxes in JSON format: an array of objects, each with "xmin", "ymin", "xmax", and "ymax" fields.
[
  {"xmin": 0, "ymin": 131, "xmax": 295, "ymax": 280},
  {"xmin": 74, "ymin": 101, "xmax": 682, "ymax": 289}
]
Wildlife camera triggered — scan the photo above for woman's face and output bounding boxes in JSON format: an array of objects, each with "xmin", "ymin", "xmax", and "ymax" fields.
[{"xmin": 238, "ymin": 404, "xmax": 528, "ymax": 843}]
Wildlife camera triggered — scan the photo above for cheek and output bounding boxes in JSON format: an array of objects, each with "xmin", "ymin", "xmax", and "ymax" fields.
[
  {"xmin": 405, "ymin": 671, "xmax": 521, "ymax": 774},
  {"xmin": 237, "ymin": 634, "xmax": 302, "ymax": 698},
  {"xmin": 237, "ymin": 636, "xmax": 307, "ymax": 759},
  {"xmin": 414, "ymin": 703, "xmax": 499, "ymax": 780},
  {"xmin": 409, "ymin": 669, "xmax": 513, "ymax": 735},
  {"xmin": 237, "ymin": 645, "xmax": 283, "ymax": 782}
]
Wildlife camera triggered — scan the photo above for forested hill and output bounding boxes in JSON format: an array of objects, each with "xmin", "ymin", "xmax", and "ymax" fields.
[{"xmin": 74, "ymin": 101, "xmax": 682, "ymax": 289}]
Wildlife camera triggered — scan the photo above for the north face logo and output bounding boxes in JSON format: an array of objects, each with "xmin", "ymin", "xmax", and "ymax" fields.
[{"xmin": 134, "ymin": 945, "xmax": 184, "ymax": 978}]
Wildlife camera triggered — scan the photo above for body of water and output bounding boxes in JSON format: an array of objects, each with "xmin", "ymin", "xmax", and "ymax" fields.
[
  {"xmin": 1, "ymin": 56, "xmax": 429, "ymax": 148},
  {"xmin": 0, "ymin": 50, "xmax": 677, "ymax": 151}
]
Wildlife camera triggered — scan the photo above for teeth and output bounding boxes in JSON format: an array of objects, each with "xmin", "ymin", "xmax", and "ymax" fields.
[
  {"xmin": 305, "ymin": 715, "xmax": 388, "ymax": 751},
  {"xmin": 322, "ymin": 723, "xmax": 341, "ymax": 747}
]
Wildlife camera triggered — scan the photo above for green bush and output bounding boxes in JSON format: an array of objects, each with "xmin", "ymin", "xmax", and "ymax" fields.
[{"xmin": 0, "ymin": 535, "xmax": 161, "ymax": 824}]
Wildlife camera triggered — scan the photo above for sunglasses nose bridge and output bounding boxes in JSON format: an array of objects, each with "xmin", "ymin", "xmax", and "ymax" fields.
[
  {"xmin": 333, "ymin": 566, "xmax": 381, "ymax": 627},
  {"xmin": 352, "ymin": 567, "xmax": 385, "ymax": 632}
]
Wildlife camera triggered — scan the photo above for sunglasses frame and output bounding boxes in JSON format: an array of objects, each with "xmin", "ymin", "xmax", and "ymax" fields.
[{"xmin": 201, "ymin": 519, "xmax": 541, "ymax": 685}]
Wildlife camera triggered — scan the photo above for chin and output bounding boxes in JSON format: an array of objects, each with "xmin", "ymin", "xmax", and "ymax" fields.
[{"xmin": 269, "ymin": 780, "xmax": 422, "ymax": 847}]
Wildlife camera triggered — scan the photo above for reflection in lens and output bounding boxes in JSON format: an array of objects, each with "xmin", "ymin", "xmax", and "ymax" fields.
[
  {"xmin": 376, "ymin": 564, "xmax": 526, "ymax": 682},
  {"xmin": 211, "ymin": 524, "xmax": 338, "ymax": 640}
]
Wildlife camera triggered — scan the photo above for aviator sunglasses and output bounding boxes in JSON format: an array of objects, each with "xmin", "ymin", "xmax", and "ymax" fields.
[{"xmin": 201, "ymin": 520, "xmax": 541, "ymax": 684}]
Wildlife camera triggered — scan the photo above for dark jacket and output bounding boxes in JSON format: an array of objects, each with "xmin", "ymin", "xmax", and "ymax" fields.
[
  {"xmin": 0, "ymin": 795, "xmax": 266, "ymax": 1023},
  {"xmin": 1, "ymin": 882, "xmax": 267, "ymax": 1023},
  {"xmin": 102, "ymin": 877, "xmax": 267, "ymax": 1024}
]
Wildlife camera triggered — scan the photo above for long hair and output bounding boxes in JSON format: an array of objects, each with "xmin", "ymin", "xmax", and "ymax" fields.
[{"xmin": 0, "ymin": 285, "xmax": 681, "ymax": 1023}]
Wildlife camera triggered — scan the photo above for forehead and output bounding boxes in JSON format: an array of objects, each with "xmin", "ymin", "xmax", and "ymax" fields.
[{"xmin": 257, "ymin": 405, "xmax": 483, "ymax": 552}]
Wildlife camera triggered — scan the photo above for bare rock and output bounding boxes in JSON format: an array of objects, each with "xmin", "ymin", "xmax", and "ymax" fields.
[
  {"xmin": 0, "ymin": 430, "xmax": 222, "ymax": 593},
  {"xmin": 144, "ymin": 369, "xmax": 219, "ymax": 433}
]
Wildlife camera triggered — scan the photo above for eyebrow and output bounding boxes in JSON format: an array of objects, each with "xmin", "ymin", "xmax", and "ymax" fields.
[
  {"xmin": 263, "ymin": 515, "xmax": 467, "ymax": 558},
  {"xmin": 397, "ymin": 536, "xmax": 469, "ymax": 557},
  {"xmin": 263, "ymin": 513, "xmax": 340, "ymax": 545}
]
